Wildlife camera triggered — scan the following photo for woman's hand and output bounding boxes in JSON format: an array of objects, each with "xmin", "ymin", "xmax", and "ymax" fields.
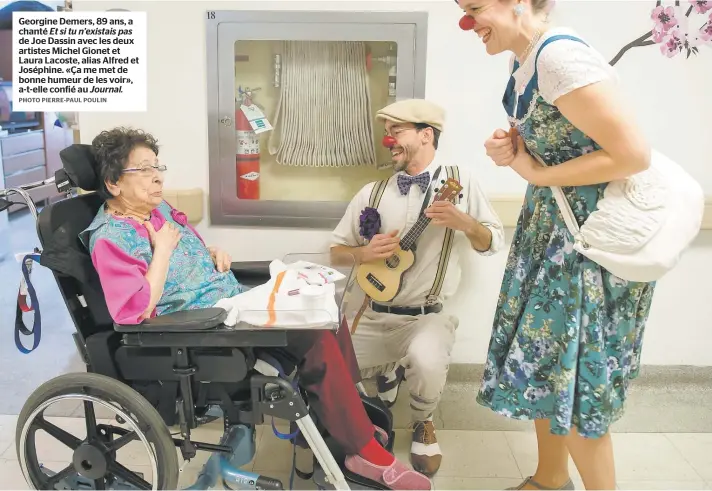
[
  {"xmin": 145, "ymin": 222, "xmax": 181, "ymax": 254},
  {"xmin": 486, "ymin": 129, "xmax": 542, "ymax": 184},
  {"xmin": 208, "ymin": 246, "xmax": 232, "ymax": 273},
  {"xmin": 508, "ymin": 135, "xmax": 542, "ymax": 184},
  {"xmin": 484, "ymin": 129, "xmax": 516, "ymax": 167}
]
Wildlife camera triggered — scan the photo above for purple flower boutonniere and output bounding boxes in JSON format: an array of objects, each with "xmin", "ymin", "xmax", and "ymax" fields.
[
  {"xmin": 359, "ymin": 207, "xmax": 381, "ymax": 241},
  {"xmin": 171, "ymin": 209, "xmax": 188, "ymax": 227}
]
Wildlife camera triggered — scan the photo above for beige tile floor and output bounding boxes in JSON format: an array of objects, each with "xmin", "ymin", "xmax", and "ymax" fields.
[{"xmin": 1, "ymin": 414, "xmax": 711, "ymax": 490}]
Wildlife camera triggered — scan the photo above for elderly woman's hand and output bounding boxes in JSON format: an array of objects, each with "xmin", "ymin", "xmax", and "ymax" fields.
[
  {"xmin": 208, "ymin": 246, "xmax": 232, "ymax": 273},
  {"xmin": 145, "ymin": 222, "xmax": 181, "ymax": 254}
]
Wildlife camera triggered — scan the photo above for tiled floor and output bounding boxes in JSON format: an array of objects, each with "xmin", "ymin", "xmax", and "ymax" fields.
[{"xmin": 1, "ymin": 413, "xmax": 711, "ymax": 490}]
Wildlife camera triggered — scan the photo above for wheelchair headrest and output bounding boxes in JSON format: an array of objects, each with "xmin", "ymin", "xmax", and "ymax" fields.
[{"xmin": 59, "ymin": 144, "xmax": 101, "ymax": 191}]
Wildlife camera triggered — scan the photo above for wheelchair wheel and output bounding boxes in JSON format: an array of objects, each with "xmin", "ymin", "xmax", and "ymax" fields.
[{"xmin": 16, "ymin": 372, "xmax": 179, "ymax": 490}]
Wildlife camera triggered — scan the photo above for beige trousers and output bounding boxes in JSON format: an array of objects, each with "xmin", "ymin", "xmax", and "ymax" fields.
[{"xmin": 352, "ymin": 308, "xmax": 459, "ymax": 422}]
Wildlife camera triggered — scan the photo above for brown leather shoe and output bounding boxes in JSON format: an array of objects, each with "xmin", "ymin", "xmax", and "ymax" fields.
[{"xmin": 410, "ymin": 420, "xmax": 442, "ymax": 476}]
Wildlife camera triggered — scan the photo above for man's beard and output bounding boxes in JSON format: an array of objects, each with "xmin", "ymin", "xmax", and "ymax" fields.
[
  {"xmin": 391, "ymin": 146, "xmax": 411, "ymax": 172},
  {"xmin": 393, "ymin": 160, "xmax": 408, "ymax": 172}
]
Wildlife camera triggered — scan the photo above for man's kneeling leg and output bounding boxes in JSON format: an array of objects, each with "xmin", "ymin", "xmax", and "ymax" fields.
[{"xmin": 402, "ymin": 314, "xmax": 458, "ymax": 477}]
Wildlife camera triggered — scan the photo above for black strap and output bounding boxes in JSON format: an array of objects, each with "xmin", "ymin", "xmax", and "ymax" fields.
[
  {"xmin": 15, "ymin": 251, "xmax": 42, "ymax": 354},
  {"xmin": 417, "ymin": 166, "xmax": 442, "ymax": 217}
]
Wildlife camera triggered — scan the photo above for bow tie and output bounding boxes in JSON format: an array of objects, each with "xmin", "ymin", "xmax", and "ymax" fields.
[{"xmin": 397, "ymin": 172, "xmax": 430, "ymax": 195}]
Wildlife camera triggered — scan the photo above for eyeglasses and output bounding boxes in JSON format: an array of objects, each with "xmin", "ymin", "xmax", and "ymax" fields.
[{"xmin": 122, "ymin": 164, "xmax": 168, "ymax": 177}]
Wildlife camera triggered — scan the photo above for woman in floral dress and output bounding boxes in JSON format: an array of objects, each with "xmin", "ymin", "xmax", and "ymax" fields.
[{"xmin": 456, "ymin": 0, "xmax": 657, "ymax": 489}]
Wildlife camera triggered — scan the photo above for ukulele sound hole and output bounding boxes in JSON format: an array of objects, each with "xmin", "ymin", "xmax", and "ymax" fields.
[{"xmin": 385, "ymin": 255, "xmax": 400, "ymax": 269}]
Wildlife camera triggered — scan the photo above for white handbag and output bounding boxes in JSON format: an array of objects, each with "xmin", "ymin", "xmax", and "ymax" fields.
[{"xmin": 534, "ymin": 149, "xmax": 705, "ymax": 283}]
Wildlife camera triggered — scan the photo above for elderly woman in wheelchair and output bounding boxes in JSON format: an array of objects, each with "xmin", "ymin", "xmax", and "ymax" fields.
[{"xmin": 14, "ymin": 127, "xmax": 432, "ymax": 491}]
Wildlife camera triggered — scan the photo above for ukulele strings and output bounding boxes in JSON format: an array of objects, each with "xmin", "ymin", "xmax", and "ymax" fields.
[{"xmin": 401, "ymin": 189, "xmax": 455, "ymax": 250}]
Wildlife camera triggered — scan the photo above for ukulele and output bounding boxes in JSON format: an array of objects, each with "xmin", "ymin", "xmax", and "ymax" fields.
[{"xmin": 356, "ymin": 178, "xmax": 464, "ymax": 303}]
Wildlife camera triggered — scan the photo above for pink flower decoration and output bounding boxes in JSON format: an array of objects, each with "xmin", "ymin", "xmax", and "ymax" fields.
[
  {"xmin": 661, "ymin": 29, "xmax": 684, "ymax": 56},
  {"xmin": 652, "ymin": 23, "xmax": 669, "ymax": 43},
  {"xmin": 701, "ymin": 18, "xmax": 712, "ymax": 41},
  {"xmin": 171, "ymin": 209, "xmax": 188, "ymax": 226},
  {"xmin": 690, "ymin": 0, "xmax": 712, "ymax": 14},
  {"xmin": 651, "ymin": 5, "xmax": 678, "ymax": 30}
]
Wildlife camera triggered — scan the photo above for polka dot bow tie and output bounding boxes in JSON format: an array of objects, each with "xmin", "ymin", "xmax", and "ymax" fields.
[{"xmin": 397, "ymin": 172, "xmax": 430, "ymax": 195}]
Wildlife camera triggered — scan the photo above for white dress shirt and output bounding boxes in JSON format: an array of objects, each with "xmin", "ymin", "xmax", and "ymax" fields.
[{"xmin": 331, "ymin": 154, "xmax": 505, "ymax": 307}]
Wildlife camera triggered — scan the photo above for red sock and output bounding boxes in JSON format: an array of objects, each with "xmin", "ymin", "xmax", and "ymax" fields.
[{"xmin": 358, "ymin": 437, "xmax": 395, "ymax": 466}]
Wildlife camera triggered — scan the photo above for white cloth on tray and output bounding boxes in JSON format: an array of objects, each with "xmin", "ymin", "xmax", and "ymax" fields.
[{"xmin": 213, "ymin": 259, "xmax": 344, "ymax": 328}]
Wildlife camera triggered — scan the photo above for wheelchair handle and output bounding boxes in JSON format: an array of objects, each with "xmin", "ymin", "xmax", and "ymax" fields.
[{"xmin": 0, "ymin": 176, "xmax": 57, "ymax": 219}]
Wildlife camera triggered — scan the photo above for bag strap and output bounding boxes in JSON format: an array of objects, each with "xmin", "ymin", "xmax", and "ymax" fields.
[
  {"xmin": 426, "ymin": 165, "xmax": 460, "ymax": 305},
  {"xmin": 527, "ymin": 34, "xmax": 590, "ymax": 244},
  {"xmin": 529, "ymin": 153, "xmax": 583, "ymax": 244}
]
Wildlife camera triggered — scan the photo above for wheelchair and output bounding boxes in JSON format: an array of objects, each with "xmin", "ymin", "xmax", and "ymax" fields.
[{"xmin": 1, "ymin": 144, "xmax": 397, "ymax": 490}]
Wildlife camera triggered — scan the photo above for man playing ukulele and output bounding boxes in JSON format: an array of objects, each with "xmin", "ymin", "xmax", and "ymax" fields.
[{"xmin": 331, "ymin": 99, "xmax": 504, "ymax": 476}]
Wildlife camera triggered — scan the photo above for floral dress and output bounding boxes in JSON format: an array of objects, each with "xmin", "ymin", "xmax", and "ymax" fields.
[{"xmin": 477, "ymin": 29, "xmax": 656, "ymax": 438}]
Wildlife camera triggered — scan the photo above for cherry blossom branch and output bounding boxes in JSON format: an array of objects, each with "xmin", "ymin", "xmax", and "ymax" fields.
[
  {"xmin": 609, "ymin": 1, "xmax": 701, "ymax": 66},
  {"xmin": 609, "ymin": 31, "xmax": 654, "ymax": 65}
]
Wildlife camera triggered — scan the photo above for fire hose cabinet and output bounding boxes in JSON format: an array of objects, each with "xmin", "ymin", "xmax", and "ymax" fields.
[{"xmin": 206, "ymin": 9, "xmax": 428, "ymax": 228}]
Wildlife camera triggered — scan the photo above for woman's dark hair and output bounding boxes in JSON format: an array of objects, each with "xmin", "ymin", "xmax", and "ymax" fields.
[
  {"xmin": 92, "ymin": 127, "xmax": 159, "ymax": 200},
  {"xmin": 414, "ymin": 123, "xmax": 441, "ymax": 150}
]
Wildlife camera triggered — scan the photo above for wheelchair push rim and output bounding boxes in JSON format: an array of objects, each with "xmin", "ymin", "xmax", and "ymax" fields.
[
  {"xmin": 16, "ymin": 373, "xmax": 179, "ymax": 490},
  {"xmin": 19, "ymin": 394, "xmax": 159, "ymax": 490}
]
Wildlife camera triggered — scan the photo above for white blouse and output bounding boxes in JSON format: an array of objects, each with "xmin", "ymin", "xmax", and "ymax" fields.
[{"xmin": 509, "ymin": 27, "xmax": 618, "ymax": 106}]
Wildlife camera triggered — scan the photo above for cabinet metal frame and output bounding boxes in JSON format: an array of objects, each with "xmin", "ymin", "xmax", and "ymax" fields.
[{"xmin": 205, "ymin": 10, "xmax": 428, "ymax": 228}]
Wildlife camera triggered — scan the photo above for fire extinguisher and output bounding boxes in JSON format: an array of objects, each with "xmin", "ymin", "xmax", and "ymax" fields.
[{"xmin": 235, "ymin": 88, "xmax": 260, "ymax": 200}]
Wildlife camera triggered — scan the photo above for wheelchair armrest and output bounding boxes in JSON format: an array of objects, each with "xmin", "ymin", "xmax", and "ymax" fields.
[
  {"xmin": 230, "ymin": 260, "xmax": 272, "ymax": 288},
  {"xmin": 114, "ymin": 308, "xmax": 228, "ymax": 333}
]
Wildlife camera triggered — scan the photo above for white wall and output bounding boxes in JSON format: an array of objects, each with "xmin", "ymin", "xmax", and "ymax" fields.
[{"xmin": 74, "ymin": 0, "xmax": 712, "ymax": 366}]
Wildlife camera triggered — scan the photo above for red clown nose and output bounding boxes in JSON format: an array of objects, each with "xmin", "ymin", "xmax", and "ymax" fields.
[
  {"xmin": 459, "ymin": 14, "xmax": 476, "ymax": 30},
  {"xmin": 382, "ymin": 135, "xmax": 397, "ymax": 148}
]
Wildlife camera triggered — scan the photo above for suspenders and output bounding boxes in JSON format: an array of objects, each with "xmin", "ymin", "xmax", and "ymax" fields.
[
  {"xmin": 368, "ymin": 165, "xmax": 461, "ymax": 306},
  {"xmin": 368, "ymin": 175, "xmax": 390, "ymax": 210}
]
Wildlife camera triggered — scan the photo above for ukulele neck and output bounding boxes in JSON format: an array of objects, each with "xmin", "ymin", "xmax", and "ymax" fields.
[{"xmin": 400, "ymin": 214, "xmax": 431, "ymax": 251}]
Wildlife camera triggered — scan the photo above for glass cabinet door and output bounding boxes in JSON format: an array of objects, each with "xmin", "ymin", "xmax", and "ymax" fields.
[{"xmin": 206, "ymin": 11, "xmax": 428, "ymax": 228}]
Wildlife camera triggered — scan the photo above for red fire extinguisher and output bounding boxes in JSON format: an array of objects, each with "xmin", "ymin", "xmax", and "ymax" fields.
[{"xmin": 235, "ymin": 88, "xmax": 260, "ymax": 200}]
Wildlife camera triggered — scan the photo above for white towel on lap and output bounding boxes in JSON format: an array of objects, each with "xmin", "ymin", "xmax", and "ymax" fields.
[{"xmin": 214, "ymin": 260, "xmax": 344, "ymax": 328}]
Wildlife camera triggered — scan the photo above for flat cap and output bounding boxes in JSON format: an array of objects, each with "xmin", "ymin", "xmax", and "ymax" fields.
[{"xmin": 375, "ymin": 99, "xmax": 445, "ymax": 132}]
